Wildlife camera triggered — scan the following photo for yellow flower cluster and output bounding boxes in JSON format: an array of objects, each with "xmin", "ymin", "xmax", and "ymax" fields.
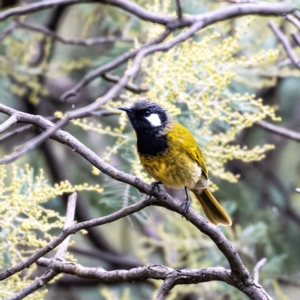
[{"xmin": 0, "ymin": 164, "xmax": 103, "ymax": 298}]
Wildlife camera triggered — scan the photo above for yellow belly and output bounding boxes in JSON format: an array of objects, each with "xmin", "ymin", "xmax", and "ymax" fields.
[{"xmin": 139, "ymin": 149, "xmax": 202, "ymax": 190}]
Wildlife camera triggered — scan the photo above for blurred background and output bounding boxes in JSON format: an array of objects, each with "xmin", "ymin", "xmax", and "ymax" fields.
[{"xmin": 1, "ymin": 0, "xmax": 300, "ymax": 299}]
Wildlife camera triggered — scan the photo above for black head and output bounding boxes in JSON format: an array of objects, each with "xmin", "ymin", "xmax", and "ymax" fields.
[{"xmin": 118, "ymin": 99, "xmax": 170, "ymax": 135}]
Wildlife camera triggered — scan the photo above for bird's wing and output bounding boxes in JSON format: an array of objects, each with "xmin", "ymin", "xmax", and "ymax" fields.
[{"xmin": 167, "ymin": 121, "xmax": 208, "ymax": 178}]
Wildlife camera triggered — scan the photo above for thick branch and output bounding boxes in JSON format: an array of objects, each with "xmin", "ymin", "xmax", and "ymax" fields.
[
  {"xmin": 35, "ymin": 259, "xmax": 271, "ymax": 300},
  {"xmin": 37, "ymin": 259, "xmax": 230, "ymax": 284}
]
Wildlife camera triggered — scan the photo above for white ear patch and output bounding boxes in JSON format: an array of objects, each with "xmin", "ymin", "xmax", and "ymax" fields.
[{"xmin": 145, "ymin": 113, "xmax": 162, "ymax": 127}]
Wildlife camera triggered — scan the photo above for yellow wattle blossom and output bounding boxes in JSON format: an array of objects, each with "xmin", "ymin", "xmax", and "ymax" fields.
[
  {"xmin": 119, "ymin": 16, "xmax": 279, "ymax": 187},
  {"xmin": 0, "ymin": 164, "xmax": 103, "ymax": 299}
]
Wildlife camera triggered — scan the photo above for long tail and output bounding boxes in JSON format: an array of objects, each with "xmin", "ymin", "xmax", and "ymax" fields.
[{"xmin": 192, "ymin": 188, "xmax": 232, "ymax": 226}]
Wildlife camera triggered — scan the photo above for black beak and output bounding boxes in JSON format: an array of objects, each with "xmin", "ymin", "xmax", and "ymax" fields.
[{"xmin": 118, "ymin": 106, "xmax": 133, "ymax": 113}]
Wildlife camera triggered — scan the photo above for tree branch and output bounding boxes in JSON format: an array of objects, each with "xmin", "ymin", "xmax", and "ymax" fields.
[
  {"xmin": 268, "ymin": 20, "xmax": 300, "ymax": 68},
  {"xmin": 257, "ymin": 120, "xmax": 300, "ymax": 141},
  {"xmin": 35, "ymin": 259, "xmax": 272, "ymax": 300},
  {"xmin": 253, "ymin": 258, "xmax": 267, "ymax": 282},
  {"xmin": 175, "ymin": 0, "xmax": 183, "ymax": 19},
  {"xmin": 0, "ymin": 115, "xmax": 18, "ymax": 133},
  {"xmin": 16, "ymin": 20, "xmax": 132, "ymax": 46},
  {"xmin": 102, "ymin": 73, "xmax": 148, "ymax": 93}
]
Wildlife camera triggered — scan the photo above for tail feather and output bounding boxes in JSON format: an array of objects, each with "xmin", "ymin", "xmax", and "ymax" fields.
[{"xmin": 193, "ymin": 188, "xmax": 232, "ymax": 226}]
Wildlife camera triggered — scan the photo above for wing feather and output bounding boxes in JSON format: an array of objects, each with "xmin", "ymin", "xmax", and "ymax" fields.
[{"xmin": 166, "ymin": 122, "xmax": 208, "ymax": 177}]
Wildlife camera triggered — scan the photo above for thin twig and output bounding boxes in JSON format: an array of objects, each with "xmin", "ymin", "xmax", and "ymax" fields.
[
  {"xmin": 175, "ymin": 0, "xmax": 182, "ymax": 19},
  {"xmin": 294, "ymin": 10, "xmax": 300, "ymax": 21},
  {"xmin": 257, "ymin": 120, "xmax": 300, "ymax": 142},
  {"xmin": 102, "ymin": 73, "xmax": 148, "ymax": 93},
  {"xmin": 253, "ymin": 258, "xmax": 267, "ymax": 282},
  {"xmin": 0, "ymin": 124, "xmax": 34, "ymax": 142},
  {"xmin": 292, "ymin": 32, "xmax": 300, "ymax": 46},
  {"xmin": 269, "ymin": 20, "xmax": 300, "ymax": 68},
  {"xmin": 0, "ymin": 115, "xmax": 18, "ymax": 133},
  {"xmin": 286, "ymin": 14, "xmax": 300, "ymax": 31},
  {"xmin": 0, "ymin": 21, "xmax": 17, "ymax": 42},
  {"xmin": 16, "ymin": 20, "xmax": 132, "ymax": 46},
  {"xmin": 55, "ymin": 193, "xmax": 77, "ymax": 259}
]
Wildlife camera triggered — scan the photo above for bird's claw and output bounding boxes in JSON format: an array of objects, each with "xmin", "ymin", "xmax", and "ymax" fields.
[
  {"xmin": 149, "ymin": 181, "xmax": 162, "ymax": 200},
  {"xmin": 180, "ymin": 187, "xmax": 191, "ymax": 218}
]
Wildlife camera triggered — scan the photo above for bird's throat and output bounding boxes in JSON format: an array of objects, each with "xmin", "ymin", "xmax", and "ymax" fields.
[{"xmin": 136, "ymin": 132, "xmax": 169, "ymax": 156}]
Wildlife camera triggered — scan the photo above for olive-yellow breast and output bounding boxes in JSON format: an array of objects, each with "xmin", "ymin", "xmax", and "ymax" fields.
[{"xmin": 119, "ymin": 100, "xmax": 231, "ymax": 226}]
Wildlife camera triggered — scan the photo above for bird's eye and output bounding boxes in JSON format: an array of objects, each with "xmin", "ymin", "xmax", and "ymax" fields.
[{"xmin": 144, "ymin": 110, "xmax": 151, "ymax": 117}]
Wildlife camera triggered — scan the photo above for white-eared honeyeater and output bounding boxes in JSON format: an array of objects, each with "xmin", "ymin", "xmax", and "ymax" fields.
[{"xmin": 119, "ymin": 100, "xmax": 231, "ymax": 226}]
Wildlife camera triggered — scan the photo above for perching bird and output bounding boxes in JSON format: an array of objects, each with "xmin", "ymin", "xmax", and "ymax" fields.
[{"xmin": 119, "ymin": 99, "xmax": 231, "ymax": 226}]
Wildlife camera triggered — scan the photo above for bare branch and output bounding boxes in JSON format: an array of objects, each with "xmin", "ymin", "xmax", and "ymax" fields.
[
  {"xmin": 0, "ymin": 115, "xmax": 18, "ymax": 133},
  {"xmin": 0, "ymin": 124, "xmax": 33, "ymax": 142},
  {"xmin": 156, "ymin": 272, "xmax": 177, "ymax": 300},
  {"xmin": 0, "ymin": 21, "xmax": 17, "ymax": 42},
  {"xmin": 292, "ymin": 32, "xmax": 300, "ymax": 46},
  {"xmin": 0, "ymin": 117, "xmax": 69, "ymax": 164},
  {"xmin": 8, "ymin": 267, "xmax": 58, "ymax": 300},
  {"xmin": 175, "ymin": 0, "xmax": 182, "ymax": 19},
  {"xmin": 268, "ymin": 20, "xmax": 300, "ymax": 68},
  {"xmin": 286, "ymin": 14, "xmax": 300, "ymax": 31},
  {"xmin": 257, "ymin": 120, "xmax": 300, "ymax": 141},
  {"xmin": 55, "ymin": 193, "xmax": 77, "ymax": 259},
  {"xmin": 37, "ymin": 259, "xmax": 230, "ymax": 285},
  {"xmin": 16, "ymin": 20, "xmax": 132, "ymax": 46},
  {"xmin": 102, "ymin": 73, "xmax": 148, "ymax": 93},
  {"xmin": 294, "ymin": 10, "xmax": 300, "ymax": 20},
  {"xmin": 35, "ymin": 258, "xmax": 272, "ymax": 300},
  {"xmin": 253, "ymin": 258, "xmax": 267, "ymax": 282}
]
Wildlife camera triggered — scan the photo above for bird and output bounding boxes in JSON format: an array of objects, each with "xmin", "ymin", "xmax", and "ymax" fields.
[{"xmin": 118, "ymin": 99, "xmax": 232, "ymax": 226}]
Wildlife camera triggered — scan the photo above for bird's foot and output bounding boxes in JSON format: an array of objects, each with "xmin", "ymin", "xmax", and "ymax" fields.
[
  {"xmin": 180, "ymin": 187, "xmax": 191, "ymax": 218},
  {"xmin": 149, "ymin": 181, "xmax": 162, "ymax": 200},
  {"xmin": 180, "ymin": 199, "xmax": 191, "ymax": 215}
]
